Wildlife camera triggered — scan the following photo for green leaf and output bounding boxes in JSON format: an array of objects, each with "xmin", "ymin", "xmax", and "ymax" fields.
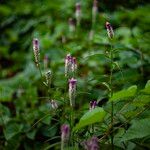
[
  {"xmin": 109, "ymin": 85, "xmax": 137, "ymax": 102},
  {"xmin": 4, "ymin": 123, "xmax": 23, "ymax": 140},
  {"xmin": 133, "ymin": 95, "xmax": 150, "ymax": 107},
  {"xmin": 41, "ymin": 115, "xmax": 51, "ymax": 125},
  {"xmin": 121, "ymin": 118, "xmax": 150, "ymax": 141},
  {"xmin": 0, "ymin": 104, "xmax": 11, "ymax": 125},
  {"xmin": 0, "ymin": 86, "xmax": 14, "ymax": 102},
  {"xmin": 26, "ymin": 130, "xmax": 36, "ymax": 140},
  {"xmin": 0, "ymin": 5, "xmax": 11, "ymax": 16},
  {"xmin": 141, "ymin": 80, "xmax": 150, "ymax": 94},
  {"xmin": 73, "ymin": 107, "xmax": 106, "ymax": 131},
  {"xmin": 4, "ymin": 135, "xmax": 21, "ymax": 150}
]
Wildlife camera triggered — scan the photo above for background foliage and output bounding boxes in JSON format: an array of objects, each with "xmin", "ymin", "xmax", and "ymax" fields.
[{"xmin": 0, "ymin": 0, "xmax": 150, "ymax": 149}]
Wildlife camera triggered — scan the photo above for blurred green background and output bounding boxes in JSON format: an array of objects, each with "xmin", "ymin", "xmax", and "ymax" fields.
[{"xmin": 0, "ymin": 0, "xmax": 150, "ymax": 149}]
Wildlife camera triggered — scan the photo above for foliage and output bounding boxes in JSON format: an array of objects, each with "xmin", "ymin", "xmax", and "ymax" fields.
[
  {"xmin": 0, "ymin": 0, "xmax": 150, "ymax": 149},
  {"xmin": 73, "ymin": 107, "xmax": 106, "ymax": 131}
]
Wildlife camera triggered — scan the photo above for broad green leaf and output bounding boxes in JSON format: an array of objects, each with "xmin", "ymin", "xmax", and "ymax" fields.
[
  {"xmin": 121, "ymin": 118, "xmax": 150, "ymax": 141},
  {"xmin": 109, "ymin": 85, "xmax": 137, "ymax": 102},
  {"xmin": 4, "ymin": 123, "xmax": 23, "ymax": 140},
  {"xmin": 73, "ymin": 107, "xmax": 106, "ymax": 131},
  {"xmin": 141, "ymin": 80, "xmax": 150, "ymax": 94}
]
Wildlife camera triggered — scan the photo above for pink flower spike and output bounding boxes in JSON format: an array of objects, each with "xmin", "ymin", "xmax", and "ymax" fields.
[
  {"xmin": 69, "ymin": 78, "xmax": 77, "ymax": 107},
  {"xmin": 92, "ymin": 101, "xmax": 97, "ymax": 109},
  {"xmin": 93, "ymin": 0, "xmax": 98, "ymax": 8},
  {"xmin": 69, "ymin": 78, "xmax": 77, "ymax": 89},
  {"xmin": 82, "ymin": 136, "xmax": 99, "ymax": 150},
  {"xmin": 105, "ymin": 21, "xmax": 114, "ymax": 39},
  {"xmin": 76, "ymin": 2, "xmax": 81, "ymax": 11},
  {"xmin": 71, "ymin": 57, "xmax": 77, "ymax": 73},
  {"xmin": 33, "ymin": 38, "xmax": 40, "ymax": 65},
  {"xmin": 89, "ymin": 100, "xmax": 97, "ymax": 111},
  {"xmin": 65, "ymin": 54, "xmax": 72, "ymax": 77},
  {"xmin": 61, "ymin": 124, "xmax": 70, "ymax": 142}
]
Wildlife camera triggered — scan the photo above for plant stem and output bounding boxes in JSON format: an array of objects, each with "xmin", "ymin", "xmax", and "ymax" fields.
[
  {"xmin": 109, "ymin": 43, "xmax": 114, "ymax": 150},
  {"xmin": 70, "ymin": 106, "xmax": 74, "ymax": 147},
  {"xmin": 38, "ymin": 62, "xmax": 43, "ymax": 80},
  {"xmin": 61, "ymin": 140, "xmax": 64, "ymax": 150}
]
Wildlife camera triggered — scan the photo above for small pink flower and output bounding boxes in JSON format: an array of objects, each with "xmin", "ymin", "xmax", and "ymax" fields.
[
  {"xmin": 90, "ymin": 101, "xmax": 97, "ymax": 111},
  {"xmin": 106, "ymin": 22, "xmax": 114, "ymax": 39},
  {"xmin": 93, "ymin": 0, "xmax": 98, "ymax": 8},
  {"xmin": 65, "ymin": 54, "xmax": 77, "ymax": 77},
  {"xmin": 65, "ymin": 54, "xmax": 72, "ymax": 77},
  {"xmin": 71, "ymin": 57, "xmax": 77, "ymax": 73},
  {"xmin": 61, "ymin": 124, "xmax": 70, "ymax": 142},
  {"xmin": 82, "ymin": 136, "xmax": 99, "ymax": 150},
  {"xmin": 69, "ymin": 78, "xmax": 77, "ymax": 107},
  {"xmin": 33, "ymin": 38, "xmax": 40, "ymax": 65}
]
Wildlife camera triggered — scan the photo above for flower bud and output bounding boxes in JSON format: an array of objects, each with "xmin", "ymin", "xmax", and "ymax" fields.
[
  {"xmin": 75, "ymin": 2, "xmax": 81, "ymax": 26},
  {"xmin": 106, "ymin": 22, "xmax": 114, "ymax": 39},
  {"xmin": 68, "ymin": 18, "xmax": 75, "ymax": 32},
  {"xmin": 89, "ymin": 100, "xmax": 97, "ymax": 111},
  {"xmin": 50, "ymin": 100, "xmax": 58, "ymax": 109},
  {"xmin": 61, "ymin": 124, "xmax": 70, "ymax": 142},
  {"xmin": 33, "ymin": 38, "xmax": 40, "ymax": 65},
  {"xmin": 82, "ymin": 136, "xmax": 99, "ymax": 150},
  {"xmin": 45, "ymin": 70, "xmax": 52, "ymax": 87},
  {"xmin": 65, "ymin": 54, "xmax": 72, "ymax": 77},
  {"xmin": 69, "ymin": 78, "xmax": 77, "ymax": 107},
  {"xmin": 71, "ymin": 57, "xmax": 77, "ymax": 73},
  {"xmin": 90, "ymin": 101, "xmax": 93, "ymax": 110}
]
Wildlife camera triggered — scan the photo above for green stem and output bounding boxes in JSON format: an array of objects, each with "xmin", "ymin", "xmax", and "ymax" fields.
[
  {"xmin": 47, "ymin": 78, "xmax": 51, "ymax": 99},
  {"xmin": 70, "ymin": 107, "xmax": 74, "ymax": 147},
  {"xmin": 61, "ymin": 140, "xmax": 64, "ymax": 150},
  {"xmin": 109, "ymin": 43, "xmax": 114, "ymax": 150},
  {"xmin": 76, "ymin": 20, "xmax": 80, "ymax": 39},
  {"xmin": 38, "ymin": 62, "xmax": 43, "ymax": 80}
]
